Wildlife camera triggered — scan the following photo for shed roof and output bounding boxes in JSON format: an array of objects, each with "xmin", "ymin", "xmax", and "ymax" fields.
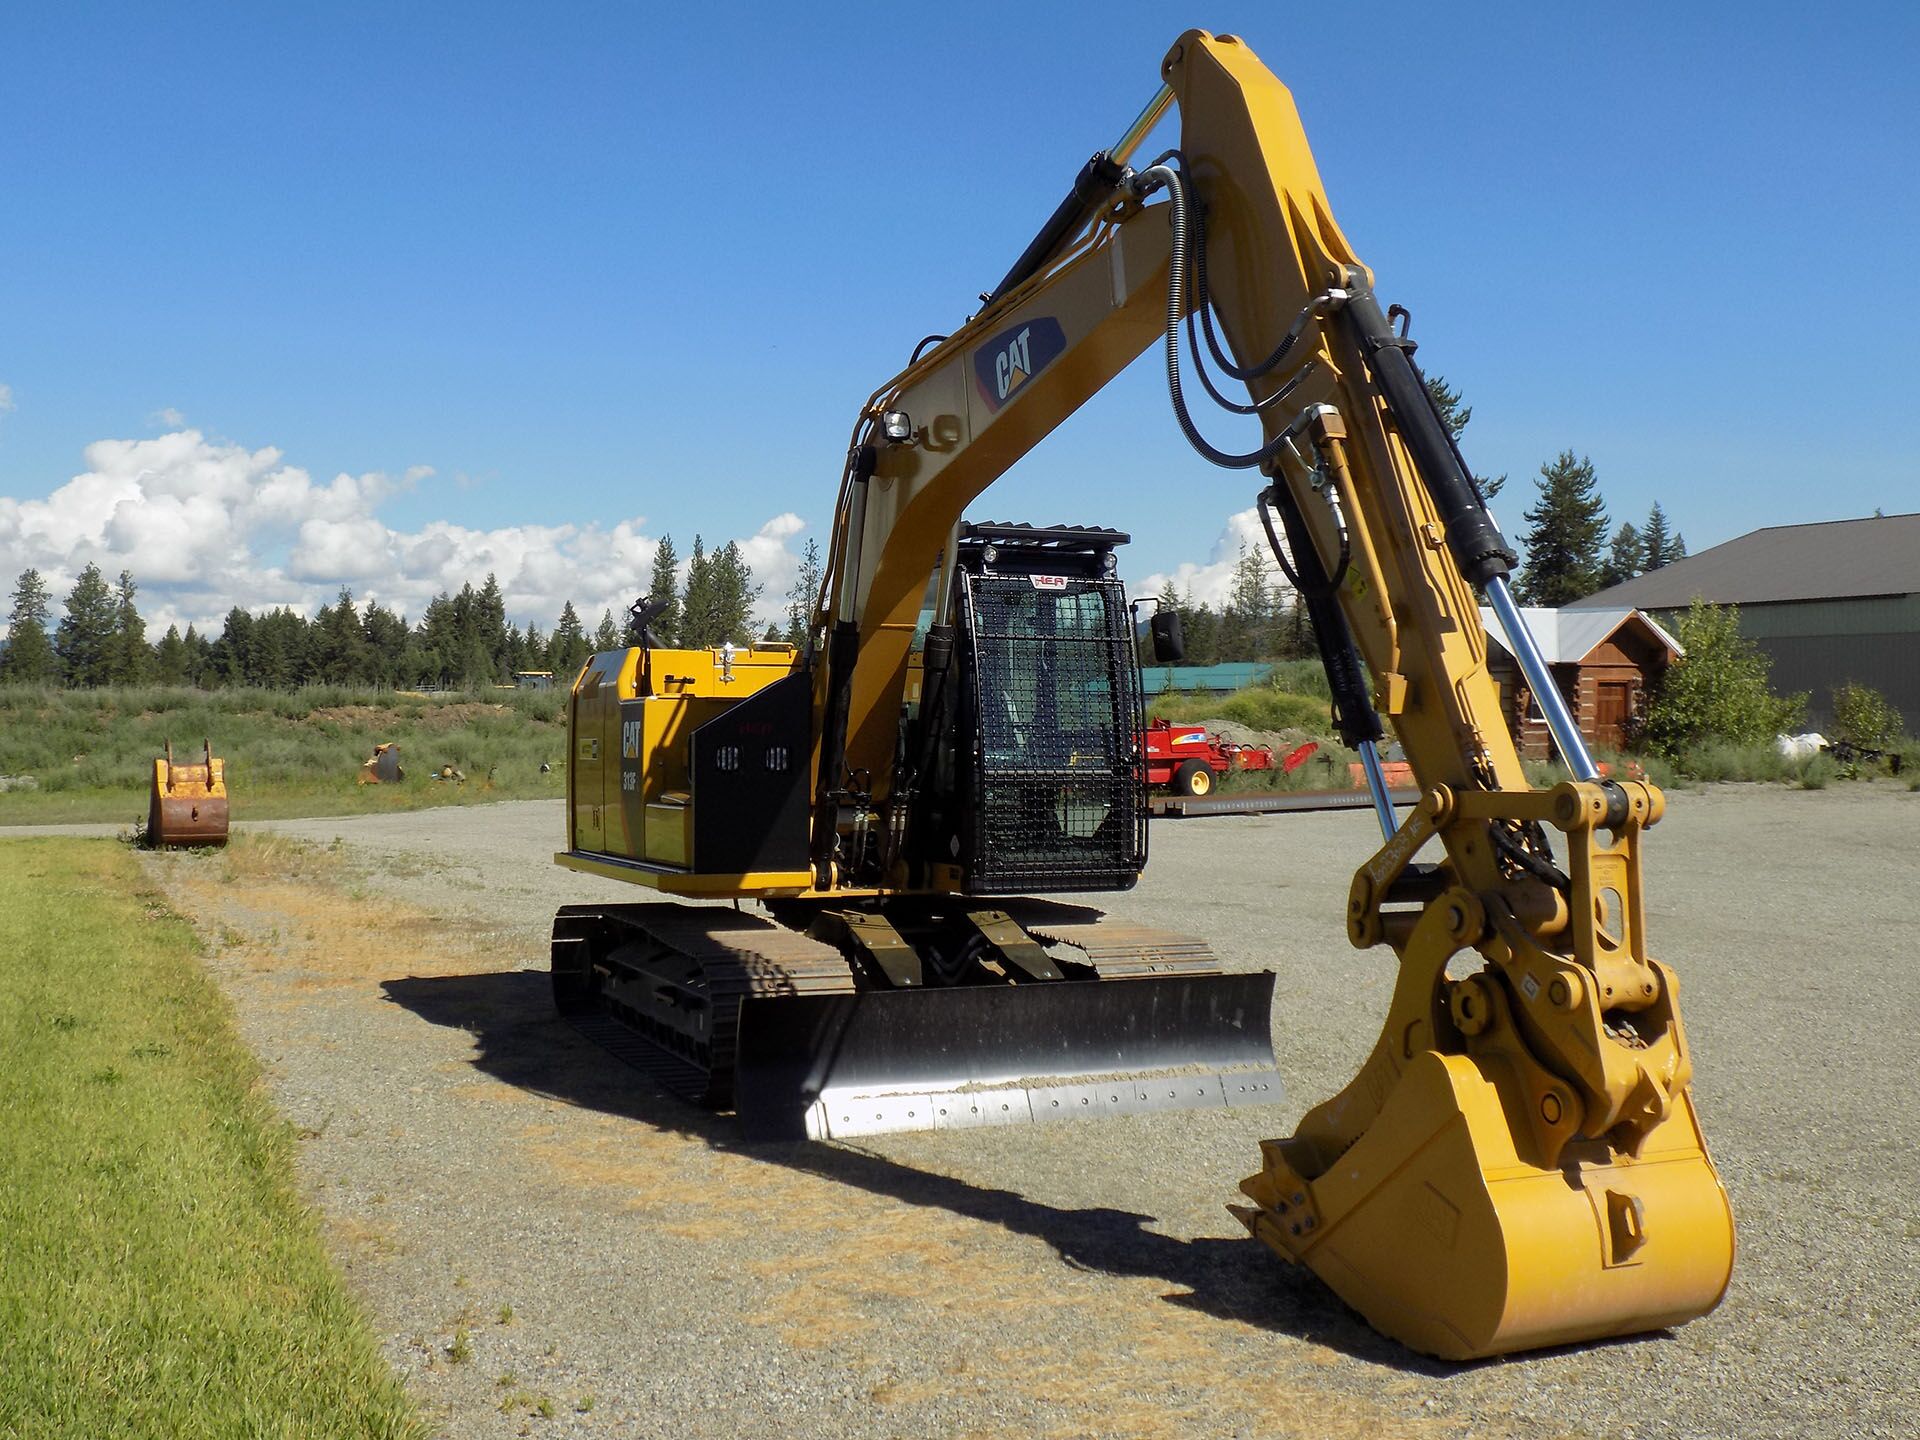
[
  {"xmin": 1478, "ymin": 607, "xmax": 1682, "ymax": 665},
  {"xmin": 1572, "ymin": 512, "xmax": 1920, "ymax": 609}
]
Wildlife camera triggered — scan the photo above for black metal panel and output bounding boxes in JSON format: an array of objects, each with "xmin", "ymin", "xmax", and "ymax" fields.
[
  {"xmin": 964, "ymin": 519, "xmax": 1132, "ymax": 549},
  {"xmin": 691, "ymin": 672, "xmax": 812, "ymax": 874},
  {"xmin": 958, "ymin": 568, "xmax": 1147, "ymax": 893}
]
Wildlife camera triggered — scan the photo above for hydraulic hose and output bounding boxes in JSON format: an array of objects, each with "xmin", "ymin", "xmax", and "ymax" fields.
[
  {"xmin": 1137, "ymin": 163, "xmax": 1295, "ymax": 469},
  {"xmin": 1186, "ymin": 191, "xmax": 1302, "ymax": 384},
  {"xmin": 1257, "ymin": 485, "xmax": 1347, "ymax": 600},
  {"xmin": 1184, "ymin": 304, "xmax": 1304, "ymax": 416}
]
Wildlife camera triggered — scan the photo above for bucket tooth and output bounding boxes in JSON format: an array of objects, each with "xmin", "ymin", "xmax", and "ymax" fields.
[{"xmin": 1237, "ymin": 1050, "xmax": 1734, "ymax": 1361}]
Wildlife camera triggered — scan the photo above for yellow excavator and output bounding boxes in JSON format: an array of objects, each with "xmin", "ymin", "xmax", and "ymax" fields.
[{"xmin": 550, "ymin": 30, "xmax": 1733, "ymax": 1360}]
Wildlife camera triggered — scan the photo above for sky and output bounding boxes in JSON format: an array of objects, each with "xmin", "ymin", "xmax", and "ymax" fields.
[{"xmin": 3, "ymin": 1, "xmax": 1916, "ymax": 636}]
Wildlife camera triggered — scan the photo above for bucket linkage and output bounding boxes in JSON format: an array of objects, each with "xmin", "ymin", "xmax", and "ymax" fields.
[{"xmin": 1231, "ymin": 780, "xmax": 1734, "ymax": 1360}]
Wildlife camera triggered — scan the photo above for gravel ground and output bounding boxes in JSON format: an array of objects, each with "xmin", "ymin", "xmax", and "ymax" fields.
[{"xmin": 127, "ymin": 786, "xmax": 1918, "ymax": 1439}]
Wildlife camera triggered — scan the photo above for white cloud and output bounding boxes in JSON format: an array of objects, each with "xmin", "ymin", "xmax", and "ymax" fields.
[
  {"xmin": 150, "ymin": 406, "xmax": 187, "ymax": 428},
  {"xmin": 0, "ymin": 383, "xmax": 14, "ymax": 416},
  {"xmin": 0, "ymin": 424, "xmax": 810, "ymax": 639},
  {"xmin": 737, "ymin": 512, "xmax": 807, "ymax": 607},
  {"xmin": 1137, "ymin": 506, "xmax": 1294, "ymax": 611}
]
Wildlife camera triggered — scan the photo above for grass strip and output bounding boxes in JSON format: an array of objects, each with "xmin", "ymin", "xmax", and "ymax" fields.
[{"xmin": 0, "ymin": 838, "xmax": 421, "ymax": 1439}]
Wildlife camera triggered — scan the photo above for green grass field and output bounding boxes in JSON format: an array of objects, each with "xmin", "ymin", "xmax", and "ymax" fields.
[
  {"xmin": 0, "ymin": 684, "xmax": 567, "ymax": 825},
  {"xmin": 0, "ymin": 839, "xmax": 422, "ymax": 1438}
]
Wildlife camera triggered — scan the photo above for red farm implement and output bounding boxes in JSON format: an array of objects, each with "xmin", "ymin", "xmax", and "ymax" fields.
[{"xmin": 1141, "ymin": 718, "xmax": 1319, "ymax": 796}]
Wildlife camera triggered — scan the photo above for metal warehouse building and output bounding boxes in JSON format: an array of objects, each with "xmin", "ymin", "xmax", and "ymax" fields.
[{"xmin": 1573, "ymin": 512, "xmax": 1920, "ymax": 727}]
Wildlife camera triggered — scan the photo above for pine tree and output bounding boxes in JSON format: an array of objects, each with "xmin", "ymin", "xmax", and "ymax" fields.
[
  {"xmin": 305, "ymin": 601, "xmax": 335, "ymax": 682},
  {"xmin": 153, "ymin": 624, "xmax": 191, "ymax": 684},
  {"xmin": 593, "ymin": 609, "xmax": 620, "ymax": 651},
  {"xmin": 1179, "ymin": 591, "xmax": 1220, "ymax": 667},
  {"xmin": 645, "ymin": 536, "xmax": 680, "ymax": 647},
  {"xmin": 1222, "ymin": 544, "xmax": 1279, "ymax": 662},
  {"xmin": 312, "ymin": 589, "xmax": 374, "ymax": 684},
  {"xmin": 450, "ymin": 582, "xmax": 483, "ymax": 681},
  {"xmin": 105, "ymin": 570, "xmax": 151, "ymax": 683},
  {"xmin": 252, "ymin": 612, "xmax": 292, "ymax": 687},
  {"xmin": 1515, "ymin": 452, "xmax": 1608, "ymax": 605},
  {"xmin": 707, "ymin": 541, "xmax": 759, "ymax": 646},
  {"xmin": 1642, "ymin": 502, "xmax": 1675, "ymax": 570},
  {"xmin": 476, "ymin": 574, "xmax": 510, "ymax": 677},
  {"xmin": 363, "ymin": 602, "xmax": 409, "ymax": 686},
  {"xmin": 2, "ymin": 568, "xmax": 60, "ymax": 684},
  {"xmin": 548, "ymin": 602, "xmax": 589, "ymax": 676},
  {"xmin": 1280, "ymin": 590, "xmax": 1315, "ymax": 660},
  {"xmin": 55, "ymin": 563, "xmax": 118, "ymax": 686},
  {"xmin": 414, "ymin": 593, "xmax": 459, "ymax": 685},
  {"xmin": 1599, "ymin": 521, "xmax": 1644, "ymax": 589},
  {"xmin": 783, "ymin": 537, "xmax": 822, "ymax": 649},
  {"xmin": 1423, "ymin": 374, "xmax": 1505, "ymax": 499},
  {"xmin": 250, "ymin": 608, "xmax": 308, "ymax": 688},
  {"xmin": 680, "ymin": 536, "xmax": 716, "ymax": 647},
  {"xmin": 209, "ymin": 608, "xmax": 254, "ymax": 687},
  {"xmin": 182, "ymin": 624, "xmax": 213, "ymax": 686}
]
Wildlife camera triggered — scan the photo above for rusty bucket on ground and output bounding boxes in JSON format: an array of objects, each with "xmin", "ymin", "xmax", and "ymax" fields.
[
  {"xmin": 147, "ymin": 739, "xmax": 229, "ymax": 848},
  {"xmin": 358, "ymin": 743, "xmax": 404, "ymax": 784}
]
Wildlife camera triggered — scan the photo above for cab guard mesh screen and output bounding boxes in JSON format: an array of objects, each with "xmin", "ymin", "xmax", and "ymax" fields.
[{"xmin": 959, "ymin": 572, "xmax": 1147, "ymax": 893}]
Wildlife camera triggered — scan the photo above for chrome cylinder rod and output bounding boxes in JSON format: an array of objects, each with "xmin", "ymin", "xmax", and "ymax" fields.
[
  {"xmin": 1484, "ymin": 575, "xmax": 1599, "ymax": 781},
  {"xmin": 1110, "ymin": 84, "xmax": 1174, "ymax": 166},
  {"xmin": 1357, "ymin": 738, "xmax": 1399, "ymax": 842}
]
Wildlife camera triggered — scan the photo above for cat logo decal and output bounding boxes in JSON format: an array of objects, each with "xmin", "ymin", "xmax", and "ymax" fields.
[{"xmin": 973, "ymin": 317, "xmax": 1067, "ymax": 412}]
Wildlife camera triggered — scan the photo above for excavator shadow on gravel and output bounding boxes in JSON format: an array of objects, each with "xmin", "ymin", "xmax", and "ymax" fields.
[{"xmin": 384, "ymin": 964, "xmax": 1420, "ymax": 1368}]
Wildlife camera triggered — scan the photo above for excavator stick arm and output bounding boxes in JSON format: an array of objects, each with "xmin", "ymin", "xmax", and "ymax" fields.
[{"xmin": 1147, "ymin": 31, "xmax": 1732, "ymax": 1357}]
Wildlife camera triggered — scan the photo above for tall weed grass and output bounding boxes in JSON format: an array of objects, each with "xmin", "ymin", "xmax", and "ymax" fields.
[{"xmin": 0, "ymin": 685, "xmax": 566, "ymax": 822}]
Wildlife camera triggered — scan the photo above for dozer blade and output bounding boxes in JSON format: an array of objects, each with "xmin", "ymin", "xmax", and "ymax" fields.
[
  {"xmin": 147, "ymin": 740, "xmax": 230, "ymax": 848},
  {"xmin": 1233, "ymin": 1049, "xmax": 1735, "ymax": 1361},
  {"xmin": 733, "ymin": 971, "xmax": 1282, "ymax": 1141}
]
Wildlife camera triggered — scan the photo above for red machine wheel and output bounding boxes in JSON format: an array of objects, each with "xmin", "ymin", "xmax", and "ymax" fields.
[{"xmin": 1173, "ymin": 759, "xmax": 1214, "ymax": 797}]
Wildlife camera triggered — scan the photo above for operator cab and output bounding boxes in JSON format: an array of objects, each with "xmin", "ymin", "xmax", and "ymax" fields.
[{"xmin": 914, "ymin": 522, "xmax": 1149, "ymax": 895}]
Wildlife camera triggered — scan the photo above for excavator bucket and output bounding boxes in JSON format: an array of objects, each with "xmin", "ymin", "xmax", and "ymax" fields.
[
  {"xmin": 733, "ymin": 971, "xmax": 1282, "ymax": 1141},
  {"xmin": 147, "ymin": 739, "xmax": 229, "ymax": 848},
  {"xmin": 1230, "ymin": 793, "xmax": 1735, "ymax": 1359},
  {"xmin": 1233, "ymin": 1051, "xmax": 1733, "ymax": 1360}
]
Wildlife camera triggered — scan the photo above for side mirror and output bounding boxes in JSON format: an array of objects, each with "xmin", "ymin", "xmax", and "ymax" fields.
[{"xmin": 1150, "ymin": 609, "xmax": 1186, "ymax": 664}]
